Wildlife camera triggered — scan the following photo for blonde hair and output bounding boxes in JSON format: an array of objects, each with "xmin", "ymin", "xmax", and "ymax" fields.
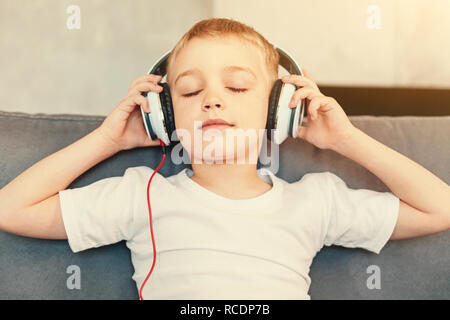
[{"xmin": 166, "ymin": 18, "xmax": 279, "ymax": 87}]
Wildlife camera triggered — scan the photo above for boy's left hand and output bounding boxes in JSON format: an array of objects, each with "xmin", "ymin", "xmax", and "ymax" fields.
[{"xmin": 282, "ymin": 69, "xmax": 357, "ymax": 150}]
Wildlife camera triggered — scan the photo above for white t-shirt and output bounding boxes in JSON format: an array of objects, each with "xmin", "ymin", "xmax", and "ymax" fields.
[{"xmin": 59, "ymin": 166, "xmax": 399, "ymax": 300}]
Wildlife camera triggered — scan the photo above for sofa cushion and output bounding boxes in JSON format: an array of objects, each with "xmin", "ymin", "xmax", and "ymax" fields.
[{"xmin": 0, "ymin": 110, "xmax": 449, "ymax": 299}]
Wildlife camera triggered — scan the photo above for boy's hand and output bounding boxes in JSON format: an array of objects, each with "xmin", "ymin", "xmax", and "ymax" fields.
[
  {"xmin": 281, "ymin": 69, "xmax": 357, "ymax": 150},
  {"xmin": 98, "ymin": 74, "xmax": 164, "ymax": 151}
]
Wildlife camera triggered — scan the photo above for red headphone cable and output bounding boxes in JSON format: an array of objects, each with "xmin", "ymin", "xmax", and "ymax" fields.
[{"xmin": 139, "ymin": 139, "xmax": 166, "ymax": 300}]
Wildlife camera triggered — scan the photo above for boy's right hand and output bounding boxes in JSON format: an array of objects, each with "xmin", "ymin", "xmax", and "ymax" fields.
[{"xmin": 98, "ymin": 74, "xmax": 164, "ymax": 151}]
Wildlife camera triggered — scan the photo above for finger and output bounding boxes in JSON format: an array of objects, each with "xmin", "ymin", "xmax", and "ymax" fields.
[
  {"xmin": 307, "ymin": 96, "xmax": 321, "ymax": 120},
  {"xmin": 301, "ymin": 68, "xmax": 315, "ymax": 82},
  {"xmin": 126, "ymin": 81, "xmax": 163, "ymax": 98},
  {"xmin": 308, "ymin": 96, "xmax": 335, "ymax": 120},
  {"xmin": 289, "ymin": 87, "xmax": 323, "ymax": 108},
  {"xmin": 132, "ymin": 75, "xmax": 163, "ymax": 89},
  {"xmin": 130, "ymin": 74, "xmax": 163, "ymax": 88},
  {"xmin": 119, "ymin": 94, "xmax": 150, "ymax": 114},
  {"xmin": 281, "ymin": 74, "xmax": 319, "ymax": 90}
]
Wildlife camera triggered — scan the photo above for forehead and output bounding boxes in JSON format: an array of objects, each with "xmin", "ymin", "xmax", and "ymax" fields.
[{"xmin": 171, "ymin": 36, "xmax": 267, "ymax": 79}]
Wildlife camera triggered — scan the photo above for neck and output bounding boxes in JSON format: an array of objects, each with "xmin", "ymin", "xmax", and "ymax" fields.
[{"xmin": 190, "ymin": 162, "xmax": 272, "ymax": 200}]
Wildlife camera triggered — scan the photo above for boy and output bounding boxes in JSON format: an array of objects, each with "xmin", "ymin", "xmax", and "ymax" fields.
[{"xmin": 1, "ymin": 18, "xmax": 449, "ymax": 300}]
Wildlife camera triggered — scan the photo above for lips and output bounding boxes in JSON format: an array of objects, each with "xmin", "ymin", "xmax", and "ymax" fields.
[{"xmin": 200, "ymin": 118, "xmax": 234, "ymax": 129}]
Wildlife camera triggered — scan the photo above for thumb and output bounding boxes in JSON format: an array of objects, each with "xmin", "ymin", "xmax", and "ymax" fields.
[
  {"xmin": 296, "ymin": 124, "xmax": 308, "ymax": 141},
  {"xmin": 142, "ymin": 134, "xmax": 156, "ymax": 147}
]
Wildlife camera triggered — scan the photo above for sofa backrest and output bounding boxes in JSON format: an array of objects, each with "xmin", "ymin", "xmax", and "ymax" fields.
[{"xmin": 0, "ymin": 110, "xmax": 449, "ymax": 299}]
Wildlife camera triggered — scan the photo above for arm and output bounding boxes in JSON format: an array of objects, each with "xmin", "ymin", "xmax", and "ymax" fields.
[
  {"xmin": 0, "ymin": 73, "xmax": 164, "ymax": 239},
  {"xmin": 0, "ymin": 129, "xmax": 119, "ymax": 239},
  {"xmin": 281, "ymin": 70, "xmax": 450, "ymax": 241},
  {"xmin": 331, "ymin": 127, "xmax": 450, "ymax": 240}
]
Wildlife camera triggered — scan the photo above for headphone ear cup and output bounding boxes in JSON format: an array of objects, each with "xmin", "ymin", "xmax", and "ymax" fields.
[
  {"xmin": 158, "ymin": 82, "xmax": 176, "ymax": 143},
  {"xmin": 266, "ymin": 79, "xmax": 283, "ymax": 141}
]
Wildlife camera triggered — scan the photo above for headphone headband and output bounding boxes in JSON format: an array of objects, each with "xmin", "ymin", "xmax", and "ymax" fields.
[
  {"xmin": 147, "ymin": 49, "xmax": 171, "ymax": 76},
  {"xmin": 273, "ymin": 45, "xmax": 303, "ymax": 76},
  {"xmin": 147, "ymin": 45, "xmax": 303, "ymax": 78}
]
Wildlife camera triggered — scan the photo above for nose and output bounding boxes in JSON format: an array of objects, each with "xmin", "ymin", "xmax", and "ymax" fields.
[
  {"xmin": 202, "ymin": 101, "xmax": 223, "ymax": 111},
  {"xmin": 201, "ymin": 91, "xmax": 224, "ymax": 111},
  {"xmin": 202, "ymin": 102, "xmax": 222, "ymax": 111}
]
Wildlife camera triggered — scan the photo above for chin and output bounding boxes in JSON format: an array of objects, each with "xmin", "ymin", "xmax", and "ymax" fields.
[
  {"xmin": 178, "ymin": 126, "xmax": 264, "ymax": 164},
  {"xmin": 196, "ymin": 140, "xmax": 261, "ymax": 165}
]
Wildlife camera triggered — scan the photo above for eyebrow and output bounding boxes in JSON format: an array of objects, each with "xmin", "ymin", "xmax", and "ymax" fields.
[{"xmin": 174, "ymin": 65, "xmax": 257, "ymax": 86}]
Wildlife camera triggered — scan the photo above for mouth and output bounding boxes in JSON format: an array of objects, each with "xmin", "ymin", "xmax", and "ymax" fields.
[
  {"xmin": 199, "ymin": 118, "xmax": 234, "ymax": 129},
  {"xmin": 201, "ymin": 124, "xmax": 234, "ymax": 131}
]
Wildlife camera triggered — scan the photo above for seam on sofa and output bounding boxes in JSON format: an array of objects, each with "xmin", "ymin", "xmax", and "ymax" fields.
[
  {"xmin": 1, "ymin": 111, "xmax": 449, "ymax": 123},
  {"xmin": 0, "ymin": 111, "xmax": 105, "ymax": 122}
]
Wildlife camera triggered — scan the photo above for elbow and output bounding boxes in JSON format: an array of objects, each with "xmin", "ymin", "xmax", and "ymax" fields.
[
  {"xmin": 0, "ymin": 188, "xmax": 16, "ymax": 232},
  {"xmin": 433, "ymin": 210, "xmax": 450, "ymax": 233}
]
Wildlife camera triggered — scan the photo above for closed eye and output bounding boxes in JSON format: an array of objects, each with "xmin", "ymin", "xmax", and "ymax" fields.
[
  {"xmin": 182, "ymin": 90, "xmax": 201, "ymax": 98},
  {"xmin": 182, "ymin": 88, "xmax": 247, "ymax": 98},
  {"xmin": 228, "ymin": 87, "xmax": 247, "ymax": 93}
]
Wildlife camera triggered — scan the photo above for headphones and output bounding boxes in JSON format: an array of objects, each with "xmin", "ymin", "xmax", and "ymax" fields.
[{"xmin": 140, "ymin": 44, "xmax": 308, "ymax": 146}]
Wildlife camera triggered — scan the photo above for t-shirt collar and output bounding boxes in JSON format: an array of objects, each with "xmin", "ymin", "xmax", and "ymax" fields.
[{"xmin": 175, "ymin": 167, "xmax": 284, "ymax": 214}]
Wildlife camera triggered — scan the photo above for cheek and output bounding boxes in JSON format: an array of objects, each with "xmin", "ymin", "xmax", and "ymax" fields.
[
  {"xmin": 173, "ymin": 107, "xmax": 192, "ymax": 142},
  {"xmin": 259, "ymin": 99, "xmax": 269, "ymax": 123},
  {"xmin": 173, "ymin": 100, "xmax": 196, "ymax": 126},
  {"xmin": 239, "ymin": 95, "xmax": 269, "ymax": 129}
]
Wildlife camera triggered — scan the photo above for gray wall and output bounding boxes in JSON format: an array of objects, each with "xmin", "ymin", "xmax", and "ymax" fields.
[
  {"xmin": 213, "ymin": 0, "xmax": 450, "ymax": 88},
  {"xmin": 0, "ymin": 0, "xmax": 212, "ymax": 116},
  {"xmin": 1, "ymin": 0, "xmax": 449, "ymax": 116}
]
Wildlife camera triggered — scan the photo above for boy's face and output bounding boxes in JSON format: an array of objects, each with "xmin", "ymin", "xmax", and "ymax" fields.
[{"xmin": 169, "ymin": 35, "xmax": 273, "ymax": 164}]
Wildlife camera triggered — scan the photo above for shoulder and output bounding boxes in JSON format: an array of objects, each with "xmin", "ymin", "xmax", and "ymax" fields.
[
  {"xmin": 121, "ymin": 166, "xmax": 169, "ymax": 185},
  {"xmin": 122, "ymin": 166, "xmax": 189, "ymax": 198},
  {"xmin": 296, "ymin": 171, "xmax": 350, "ymax": 190},
  {"xmin": 286, "ymin": 171, "xmax": 344, "ymax": 208},
  {"xmin": 290, "ymin": 170, "xmax": 334, "ymax": 188},
  {"xmin": 280, "ymin": 170, "xmax": 333, "ymax": 204}
]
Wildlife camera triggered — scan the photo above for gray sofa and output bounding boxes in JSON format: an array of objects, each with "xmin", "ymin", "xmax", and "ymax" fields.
[{"xmin": 0, "ymin": 110, "xmax": 449, "ymax": 300}]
